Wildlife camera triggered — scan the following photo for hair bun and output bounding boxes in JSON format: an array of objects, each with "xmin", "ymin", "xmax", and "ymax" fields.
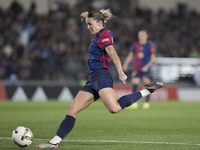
[{"xmin": 99, "ymin": 9, "xmax": 113, "ymax": 23}]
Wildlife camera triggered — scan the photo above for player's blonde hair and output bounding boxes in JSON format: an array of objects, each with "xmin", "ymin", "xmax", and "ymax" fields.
[
  {"xmin": 88, "ymin": 9, "xmax": 113, "ymax": 25},
  {"xmin": 99, "ymin": 9, "xmax": 113, "ymax": 23}
]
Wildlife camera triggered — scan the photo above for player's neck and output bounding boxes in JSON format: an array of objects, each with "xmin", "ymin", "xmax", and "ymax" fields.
[{"xmin": 139, "ymin": 41, "xmax": 147, "ymax": 45}]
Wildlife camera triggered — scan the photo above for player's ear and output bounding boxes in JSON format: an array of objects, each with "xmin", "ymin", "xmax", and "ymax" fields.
[{"xmin": 98, "ymin": 20, "xmax": 103, "ymax": 27}]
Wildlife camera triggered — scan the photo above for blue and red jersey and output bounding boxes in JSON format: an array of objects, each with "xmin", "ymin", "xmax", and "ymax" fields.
[
  {"xmin": 88, "ymin": 28, "xmax": 113, "ymax": 72},
  {"xmin": 131, "ymin": 41, "xmax": 155, "ymax": 71}
]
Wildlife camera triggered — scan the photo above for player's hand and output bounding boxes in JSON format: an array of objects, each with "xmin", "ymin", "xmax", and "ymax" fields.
[
  {"xmin": 141, "ymin": 66, "xmax": 148, "ymax": 72},
  {"xmin": 119, "ymin": 72, "xmax": 127, "ymax": 85},
  {"xmin": 80, "ymin": 11, "xmax": 89, "ymax": 21},
  {"xmin": 123, "ymin": 64, "xmax": 128, "ymax": 72}
]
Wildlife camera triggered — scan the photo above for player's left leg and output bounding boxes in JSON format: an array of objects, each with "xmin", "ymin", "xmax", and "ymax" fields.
[
  {"xmin": 129, "ymin": 77, "xmax": 140, "ymax": 109},
  {"xmin": 128, "ymin": 71, "xmax": 142, "ymax": 109},
  {"xmin": 34, "ymin": 91, "xmax": 95, "ymax": 149},
  {"xmin": 142, "ymin": 76, "xmax": 151, "ymax": 109}
]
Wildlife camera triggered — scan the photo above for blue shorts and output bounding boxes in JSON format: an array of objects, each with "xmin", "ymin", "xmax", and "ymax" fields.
[
  {"xmin": 80, "ymin": 69, "xmax": 113, "ymax": 101},
  {"xmin": 132, "ymin": 71, "xmax": 151, "ymax": 79}
]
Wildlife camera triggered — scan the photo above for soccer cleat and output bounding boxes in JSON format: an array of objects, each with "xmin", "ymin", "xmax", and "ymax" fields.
[
  {"xmin": 144, "ymin": 81, "xmax": 163, "ymax": 93},
  {"xmin": 127, "ymin": 102, "xmax": 138, "ymax": 109},
  {"xmin": 143, "ymin": 102, "xmax": 150, "ymax": 109},
  {"xmin": 34, "ymin": 142, "xmax": 58, "ymax": 149}
]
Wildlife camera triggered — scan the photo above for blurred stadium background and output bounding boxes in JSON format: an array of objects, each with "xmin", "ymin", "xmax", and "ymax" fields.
[{"xmin": 0, "ymin": 0, "xmax": 200, "ymax": 102}]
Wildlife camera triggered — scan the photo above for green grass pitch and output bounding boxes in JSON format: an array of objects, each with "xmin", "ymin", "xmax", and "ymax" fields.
[{"xmin": 0, "ymin": 101, "xmax": 200, "ymax": 150}]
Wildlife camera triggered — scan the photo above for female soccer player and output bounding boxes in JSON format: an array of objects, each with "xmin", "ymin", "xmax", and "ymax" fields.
[
  {"xmin": 123, "ymin": 30, "xmax": 155, "ymax": 109},
  {"xmin": 34, "ymin": 9, "xmax": 163, "ymax": 149}
]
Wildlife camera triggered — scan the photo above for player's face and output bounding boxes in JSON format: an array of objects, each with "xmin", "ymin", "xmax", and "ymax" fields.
[
  {"xmin": 138, "ymin": 31, "xmax": 148, "ymax": 44},
  {"xmin": 86, "ymin": 17, "xmax": 103, "ymax": 34}
]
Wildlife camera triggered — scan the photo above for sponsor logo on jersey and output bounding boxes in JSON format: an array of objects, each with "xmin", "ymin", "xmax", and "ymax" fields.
[{"xmin": 102, "ymin": 38, "xmax": 109, "ymax": 42}]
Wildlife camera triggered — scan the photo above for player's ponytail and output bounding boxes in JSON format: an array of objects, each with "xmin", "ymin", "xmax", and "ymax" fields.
[
  {"xmin": 99, "ymin": 9, "xmax": 113, "ymax": 23},
  {"xmin": 88, "ymin": 9, "xmax": 113, "ymax": 26}
]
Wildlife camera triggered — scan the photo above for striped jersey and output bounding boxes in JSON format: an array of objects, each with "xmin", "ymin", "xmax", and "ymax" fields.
[
  {"xmin": 131, "ymin": 41, "xmax": 155, "ymax": 71},
  {"xmin": 88, "ymin": 28, "xmax": 113, "ymax": 72}
]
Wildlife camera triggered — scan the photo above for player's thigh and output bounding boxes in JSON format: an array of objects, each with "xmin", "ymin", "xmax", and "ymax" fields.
[
  {"xmin": 99, "ymin": 88, "xmax": 122, "ymax": 113},
  {"xmin": 131, "ymin": 77, "xmax": 140, "ymax": 84},
  {"xmin": 67, "ymin": 91, "xmax": 94, "ymax": 117},
  {"xmin": 142, "ymin": 76, "xmax": 151, "ymax": 84}
]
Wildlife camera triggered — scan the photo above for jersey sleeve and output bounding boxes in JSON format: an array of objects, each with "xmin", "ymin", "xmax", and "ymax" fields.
[
  {"xmin": 130, "ymin": 43, "xmax": 135, "ymax": 53},
  {"xmin": 97, "ymin": 30, "xmax": 113, "ymax": 50},
  {"xmin": 149, "ymin": 44, "xmax": 155, "ymax": 54}
]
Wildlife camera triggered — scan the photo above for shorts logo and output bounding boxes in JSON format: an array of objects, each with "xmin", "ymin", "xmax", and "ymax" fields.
[
  {"xmin": 102, "ymin": 38, "xmax": 109, "ymax": 42},
  {"xmin": 132, "ymin": 71, "xmax": 137, "ymax": 77}
]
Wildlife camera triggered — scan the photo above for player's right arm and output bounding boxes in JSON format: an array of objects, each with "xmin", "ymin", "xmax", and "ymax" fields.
[
  {"xmin": 123, "ymin": 51, "xmax": 133, "ymax": 72},
  {"xmin": 80, "ymin": 11, "xmax": 89, "ymax": 21}
]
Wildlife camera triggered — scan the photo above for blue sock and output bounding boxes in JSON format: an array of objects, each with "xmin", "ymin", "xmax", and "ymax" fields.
[
  {"xmin": 56, "ymin": 115, "xmax": 76, "ymax": 139},
  {"xmin": 146, "ymin": 95, "xmax": 150, "ymax": 103},
  {"xmin": 133, "ymin": 84, "xmax": 138, "ymax": 92},
  {"xmin": 117, "ymin": 92, "xmax": 142, "ymax": 109}
]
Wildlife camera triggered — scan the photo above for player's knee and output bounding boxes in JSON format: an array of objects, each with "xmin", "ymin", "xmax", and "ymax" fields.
[
  {"xmin": 66, "ymin": 106, "xmax": 77, "ymax": 117},
  {"xmin": 142, "ymin": 77, "xmax": 150, "ymax": 83},
  {"xmin": 108, "ymin": 107, "xmax": 120, "ymax": 114},
  {"xmin": 132, "ymin": 78, "xmax": 140, "ymax": 84}
]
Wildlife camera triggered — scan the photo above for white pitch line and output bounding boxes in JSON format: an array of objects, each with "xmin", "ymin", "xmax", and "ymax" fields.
[{"xmin": 1, "ymin": 137, "xmax": 200, "ymax": 146}]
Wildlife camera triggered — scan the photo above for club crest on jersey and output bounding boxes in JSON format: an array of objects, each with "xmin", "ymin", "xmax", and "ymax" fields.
[
  {"xmin": 138, "ymin": 52, "xmax": 144, "ymax": 58},
  {"xmin": 102, "ymin": 38, "xmax": 109, "ymax": 42}
]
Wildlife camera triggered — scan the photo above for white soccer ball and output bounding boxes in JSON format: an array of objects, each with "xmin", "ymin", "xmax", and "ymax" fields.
[{"xmin": 12, "ymin": 126, "xmax": 33, "ymax": 147}]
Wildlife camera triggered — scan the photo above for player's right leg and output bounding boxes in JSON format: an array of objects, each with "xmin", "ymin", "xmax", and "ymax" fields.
[
  {"xmin": 128, "ymin": 76, "xmax": 140, "ymax": 109},
  {"xmin": 132, "ymin": 77, "xmax": 140, "ymax": 92},
  {"xmin": 34, "ymin": 91, "xmax": 94, "ymax": 149},
  {"xmin": 142, "ymin": 76, "xmax": 151, "ymax": 109}
]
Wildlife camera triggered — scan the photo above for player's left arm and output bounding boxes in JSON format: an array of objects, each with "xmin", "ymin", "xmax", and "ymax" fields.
[
  {"xmin": 105, "ymin": 45, "xmax": 127, "ymax": 85},
  {"xmin": 141, "ymin": 53, "xmax": 156, "ymax": 72}
]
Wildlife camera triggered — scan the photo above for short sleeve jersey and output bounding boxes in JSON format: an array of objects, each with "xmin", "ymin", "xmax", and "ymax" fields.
[
  {"xmin": 88, "ymin": 28, "xmax": 113, "ymax": 72},
  {"xmin": 131, "ymin": 41, "xmax": 155, "ymax": 71}
]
